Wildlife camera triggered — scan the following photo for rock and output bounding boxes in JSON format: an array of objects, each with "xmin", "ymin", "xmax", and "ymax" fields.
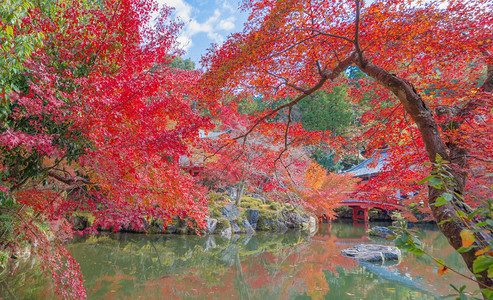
[
  {"xmin": 368, "ymin": 226, "xmax": 395, "ymax": 238},
  {"xmin": 164, "ymin": 224, "xmax": 177, "ymax": 234},
  {"xmin": 247, "ymin": 209, "xmax": 259, "ymax": 229},
  {"xmin": 220, "ymin": 227, "xmax": 232, "ymax": 239},
  {"xmin": 242, "ymin": 219, "xmax": 255, "ymax": 234},
  {"xmin": 341, "ymin": 244, "xmax": 401, "ymax": 264},
  {"xmin": 282, "ymin": 208, "xmax": 308, "ymax": 229},
  {"xmin": 368, "ymin": 209, "xmax": 392, "ymax": 221},
  {"xmin": 232, "ymin": 220, "xmax": 242, "ymax": 234},
  {"xmin": 206, "ymin": 217, "xmax": 218, "ymax": 234},
  {"xmin": 226, "ymin": 187, "xmax": 238, "ymax": 201},
  {"xmin": 70, "ymin": 216, "xmax": 89, "ymax": 230},
  {"xmin": 279, "ymin": 221, "xmax": 288, "ymax": 232},
  {"xmin": 176, "ymin": 218, "xmax": 188, "ymax": 235},
  {"xmin": 149, "ymin": 221, "xmax": 164, "ymax": 233},
  {"xmin": 231, "ymin": 234, "xmax": 241, "ymax": 243},
  {"xmin": 222, "ymin": 204, "xmax": 240, "ymax": 222},
  {"xmin": 247, "ymin": 193, "xmax": 265, "ymax": 203}
]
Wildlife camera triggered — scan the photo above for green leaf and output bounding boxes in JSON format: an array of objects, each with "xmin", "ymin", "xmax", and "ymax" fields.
[
  {"xmin": 481, "ymin": 289, "xmax": 493, "ymax": 299},
  {"xmin": 456, "ymin": 210, "xmax": 467, "ymax": 218},
  {"xmin": 435, "ymin": 196, "xmax": 447, "ymax": 207},
  {"xmin": 457, "ymin": 245, "xmax": 477, "ymax": 253},
  {"xmin": 438, "ymin": 218, "xmax": 454, "ymax": 225},
  {"xmin": 443, "ymin": 192, "xmax": 453, "ymax": 201},
  {"xmin": 467, "ymin": 210, "xmax": 479, "ymax": 220},
  {"xmin": 428, "ymin": 177, "xmax": 442, "ymax": 188},
  {"xmin": 418, "ymin": 175, "xmax": 435, "ymax": 185},
  {"xmin": 473, "ymin": 256, "xmax": 493, "ymax": 273},
  {"xmin": 407, "ymin": 247, "xmax": 425, "ymax": 255}
]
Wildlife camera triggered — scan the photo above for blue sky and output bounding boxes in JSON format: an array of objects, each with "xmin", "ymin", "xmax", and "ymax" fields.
[{"xmin": 157, "ymin": 0, "xmax": 250, "ymax": 67}]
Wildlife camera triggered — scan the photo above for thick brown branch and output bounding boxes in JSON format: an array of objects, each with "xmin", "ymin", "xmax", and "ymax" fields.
[
  {"xmin": 356, "ymin": 55, "xmax": 493, "ymax": 290},
  {"xmin": 354, "ymin": 0, "xmax": 365, "ymax": 67},
  {"xmin": 48, "ymin": 172, "xmax": 93, "ymax": 186}
]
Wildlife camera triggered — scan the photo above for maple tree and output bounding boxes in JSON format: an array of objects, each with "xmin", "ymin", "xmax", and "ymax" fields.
[
  {"xmin": 0, "ymin": 0, "xmax": 211, "ymax": 297},
  {"xmin": 200, "ymin": 0, "xmax": 493, "ymax": 292}
]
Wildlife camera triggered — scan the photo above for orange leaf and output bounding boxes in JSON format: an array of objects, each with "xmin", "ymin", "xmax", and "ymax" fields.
[
  {"xmin": 475, "ymin": 246, "xmax": 491, "ymax": 256},
  {"xmin": 460, "ymin": 229, "xmax": 475, "ymax": 248},
  {"xmin": 437, "ymin": 266, "xmax": 449, "ymax": 275}
]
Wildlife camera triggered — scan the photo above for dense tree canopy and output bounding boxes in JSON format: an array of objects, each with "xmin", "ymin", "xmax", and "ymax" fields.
[
  {"xmin": 0, "ymin": 0, "xmax": 211, "ymax": 297},
  {"xmin": 200, "ymin": 0, "xmax": 493, "ymax": 292},
  {"xmin": 1, "ymin": 0, "xmax": 492, "ymax": 298}
]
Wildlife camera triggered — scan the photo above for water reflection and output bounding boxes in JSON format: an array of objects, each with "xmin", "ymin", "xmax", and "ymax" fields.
[{"xmin": 1, "ymin": 221, "xmax": 475, "ymax": 299}]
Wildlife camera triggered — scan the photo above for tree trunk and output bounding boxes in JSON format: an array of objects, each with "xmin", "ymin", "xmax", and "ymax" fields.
[
  {"xmin": 356, "ymin": 58, "xmax": 493, "ymax": 291},
  {"xmin": 235, "ymin": 180, "xmax": 246, "ymax": 206}
]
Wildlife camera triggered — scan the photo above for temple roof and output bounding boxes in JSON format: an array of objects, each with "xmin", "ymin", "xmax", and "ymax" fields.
[{"xmin": 344, "ymin": 149, "xmax": 388, "ymax": 177}]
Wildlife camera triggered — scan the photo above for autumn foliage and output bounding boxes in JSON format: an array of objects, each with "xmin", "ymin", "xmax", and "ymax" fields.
[
  {"xmin": 200, "ymin": 0, "xmax": 493, "ymax": 290},
  {"xmin": 1, "ymin": 0, "xmax": 492, "ymax": 297},
  {"xmin": 1, "ymin": 0, "xmax": 212, "ymax": 297}
]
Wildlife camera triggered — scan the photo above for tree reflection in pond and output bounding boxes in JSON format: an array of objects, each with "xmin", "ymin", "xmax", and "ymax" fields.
[{"xmin": 1, "ymin": 221, "xmax": 474, "ymax": 299}]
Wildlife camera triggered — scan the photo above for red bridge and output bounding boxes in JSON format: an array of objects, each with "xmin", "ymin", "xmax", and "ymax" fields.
[
  {"xmin": 339, "ymin": 149, "xmax": 407, "ymax": 222},
  {"xmin": 337, "ymin": 200, "xmax": 406, "ymax": 222}
]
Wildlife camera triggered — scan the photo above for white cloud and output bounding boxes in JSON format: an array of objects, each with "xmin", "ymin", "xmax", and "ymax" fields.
[
  {"xmin": 157, "ymin": 0, "xmax": 238, "ymax": 52},
  {"xmin": 218, "ymin": 17, "xmax": 236, "ymax": 31},
  {"xmin": 161, "ymin": 0, "xmax": 192, "ymax": 21}
]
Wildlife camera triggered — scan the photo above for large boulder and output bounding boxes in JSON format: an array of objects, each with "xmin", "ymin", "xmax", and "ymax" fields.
[
  {"xmin": 247, "ymin": 209, "xmax": 259, "ymax": 229},
  {"xmin": 368, "ymin": 226, "xmax": 395, "ymax": 238},
  {"xmin": 282, "ymin": 208, "xmax": 308, "ymax": 229},
  {"xmin": 221, "ymin": 204, "xmax": 240, "ymax": 222},
  {"xmin": 242, "ymin": 219, "xmax": 255, "ymax": 234},
  {"xmin": 231, "ymin": 220, "xmax": 242, "ymax": 234},
  {"xmin": 341, "ymin": 244, "xmax": 401, "ymax": 264}
]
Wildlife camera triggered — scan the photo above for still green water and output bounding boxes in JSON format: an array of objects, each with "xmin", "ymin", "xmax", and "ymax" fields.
[{"xmin": 3, "ymin": 221, "xmax": 474, "ymax": 299}]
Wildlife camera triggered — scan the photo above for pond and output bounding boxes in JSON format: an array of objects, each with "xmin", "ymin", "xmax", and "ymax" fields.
[{"xmin": 1, "ymin": 221, "xmax": 475, "ymax": 299}]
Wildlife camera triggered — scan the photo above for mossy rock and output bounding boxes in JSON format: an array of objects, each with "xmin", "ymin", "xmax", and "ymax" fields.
[
  {"xmin": 238, "ymin": 196, "xmax": 264, "ymax": 209},
  {"xmin": 208, "ymin": 203, "xmax": 227, "ymax": 219},
  {"xmin": 216, "ymin": 218, "xmax": 231, "ymax": 232}
]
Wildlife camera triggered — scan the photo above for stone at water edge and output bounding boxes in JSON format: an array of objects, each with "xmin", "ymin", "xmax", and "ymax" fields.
[
  {"xmin": 220, "ymin": 227, "xmax": 232, "ymax": 240},
  {"xmin": 232, "ymin": 221, "xmax": 242, "ymax": 234},
  {"xmin": 341, "ymin": 244, "xmax": 401, "ymax": 264},
  {"xmin": 368, "ymin": 226, "xmax": 395, "ymax": 238},
  {"xmin": 247, "ymin": 209, "xmax": 259, "ymax": 229},
  {"xmin": 242, "ymin": 219, "xmax": 255, "ymax": 234}
]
